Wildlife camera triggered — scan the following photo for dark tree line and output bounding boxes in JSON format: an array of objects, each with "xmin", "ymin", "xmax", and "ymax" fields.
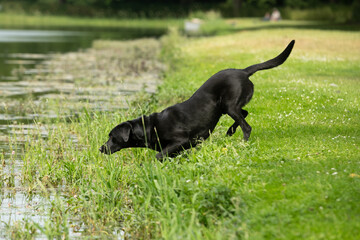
[
  {"xmin": 0, "ymin": 0, "xmax": 359, "ymax": 18},
  {"xmin": 46, "ymin": 0, "xmax": 357, "ymax": 8},
  {"xmin": 48, "ymin": 0, "xmax": 357, "ymax": 8}
]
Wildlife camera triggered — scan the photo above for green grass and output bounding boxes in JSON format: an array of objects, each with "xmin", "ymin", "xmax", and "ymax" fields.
[
  {"xmin": 0, "ymin": 12, "xmax": 182, "ymax": 30},
  {"xmin": 9, "ymin": 23, "xmax": 360, "ymax": 238},
  {"xmin": 282, "ymin": 5, "xmax": 353, "ymax": 22}
]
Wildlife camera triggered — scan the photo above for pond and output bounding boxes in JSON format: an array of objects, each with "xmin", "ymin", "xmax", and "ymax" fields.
[
  {"xmin": 0, "ymin": 27, "xmax": 164, "ymax": 238},
  {"xmin": 0, "ymin": 27, "xmax": 164, "ymax": 143}
]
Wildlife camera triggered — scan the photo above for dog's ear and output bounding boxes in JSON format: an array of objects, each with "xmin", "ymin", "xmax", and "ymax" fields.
[
  {"xmin": 112, "ymin": 122, "xmax": 132, "ymax": 142},
  {"xmin": 131, "ymin": 116, "xmax": 147, "ymax": 140},
  {"xmin": 132, "ymin": 126, "xmax": 144, "ymax": 140}
]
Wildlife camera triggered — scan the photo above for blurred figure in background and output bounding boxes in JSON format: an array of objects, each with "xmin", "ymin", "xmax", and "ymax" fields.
[
  {"xmin": 263, "ymin": 12, "xmax": 271, "ymax": 21},
  {"xmin": 270, "ymin": 8, "xmax": 281, "ymax": 21}
]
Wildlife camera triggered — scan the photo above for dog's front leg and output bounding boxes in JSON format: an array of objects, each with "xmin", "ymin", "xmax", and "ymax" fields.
[{"xmin": 155, "ymin": 142, "xmax": 187, "ymax": 160}]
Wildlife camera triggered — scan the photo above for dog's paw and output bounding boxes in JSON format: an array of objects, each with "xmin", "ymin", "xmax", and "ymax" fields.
[
  {"xmin": 156, "ymin": 152, "xmax": 167, "ymax": 161},
  {"xmin": 243, "ymin": 130, "xmax": 251, "ymax": 141},
  {"xmin": 226, "ymin": 128, "xmax": 235, "ymax": 136}
]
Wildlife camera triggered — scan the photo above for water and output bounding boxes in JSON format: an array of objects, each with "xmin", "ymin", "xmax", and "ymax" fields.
[
  {"xmin": 0, "ymin": 27, "xmax": 164, "ymax": 238},
  {"xmin": 0, "ymin": 26, "xmax": 163, "ymax": 137},
  {"xmin": 0, "ymin": 27, "xmax": 163, "ymax": 151}
]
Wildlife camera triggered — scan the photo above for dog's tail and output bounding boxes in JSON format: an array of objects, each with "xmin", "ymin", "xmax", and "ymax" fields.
[{"xmin": 243, "ymin": 40, "xmax": 295, "ymax": 77}]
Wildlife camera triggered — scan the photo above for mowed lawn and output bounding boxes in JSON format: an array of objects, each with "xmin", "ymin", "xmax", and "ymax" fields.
[
  {"xmin": 19, "ymin": 23, "xmax": 360, "ymax": 239},
  {"xmin": 145, "ymin": 27, "xmax": 360, "ymax": 239}
]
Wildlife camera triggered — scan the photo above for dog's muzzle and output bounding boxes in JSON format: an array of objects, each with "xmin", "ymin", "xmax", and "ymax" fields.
[{"xmin": 99, "ymin": 145, "xmax": 110, "ymax": 154}]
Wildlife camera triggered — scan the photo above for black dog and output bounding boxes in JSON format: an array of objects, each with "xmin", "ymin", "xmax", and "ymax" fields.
[{"xmin": 100, "ymin": 40, "xmax": 295, "ymax": 159}]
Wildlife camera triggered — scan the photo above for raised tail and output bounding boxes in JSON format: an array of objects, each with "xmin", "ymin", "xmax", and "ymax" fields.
[{"xmin": 243, "ymin": 40, "xmax": 295, "ymax": 77}]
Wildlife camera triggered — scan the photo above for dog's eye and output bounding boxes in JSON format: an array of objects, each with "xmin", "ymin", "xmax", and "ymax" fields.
[{"xmin": 111, "ymin": 136, "xmax": 118, "ymax": 143}]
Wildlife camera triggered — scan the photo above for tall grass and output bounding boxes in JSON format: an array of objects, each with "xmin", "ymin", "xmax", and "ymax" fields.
[{"xmin": 9, "ymin": 24, "xmax": 360, "ymax": 238}]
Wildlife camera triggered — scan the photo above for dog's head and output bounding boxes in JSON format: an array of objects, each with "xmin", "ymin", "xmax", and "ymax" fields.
[{"xmin": 99, "ymin": 122, "xmax": 133, "ymax": 155}]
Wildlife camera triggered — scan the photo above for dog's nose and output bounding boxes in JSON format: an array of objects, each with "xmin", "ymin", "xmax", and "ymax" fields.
[
  {"xmin": 99, "ymin": 145, "xmax": 104, "ymax": 153},
  {"xmin": 99, "ymin": 145, "xmax": 111, "ymax": 154}
]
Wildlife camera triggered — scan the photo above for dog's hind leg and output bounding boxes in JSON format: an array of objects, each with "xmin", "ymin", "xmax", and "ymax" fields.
[
  {"xmin": 226, "ymin": 109, "xmax": 249, "ymax": 137},
  {"xmin": 226, "ymin": 109, "xmax": 251, "ymax": 141}
]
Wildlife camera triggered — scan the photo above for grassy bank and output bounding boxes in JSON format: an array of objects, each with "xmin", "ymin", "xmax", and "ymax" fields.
[
  {"xmin": 7, "ymin": 23, "xmax": 360, "ymax": 238},
  {"xmin": 0, "ymin": 12, "xmax": 182, "ymax": 30}
]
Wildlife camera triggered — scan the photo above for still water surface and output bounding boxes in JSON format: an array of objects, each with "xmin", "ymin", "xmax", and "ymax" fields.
[{"xmin": 0, "ymin": 27, "xmax": 163, "ymax": 238}]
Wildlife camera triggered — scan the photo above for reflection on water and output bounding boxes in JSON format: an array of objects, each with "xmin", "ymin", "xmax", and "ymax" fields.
[
  {"xmin": 0, "ymin": 28, "xmax": 163, "ymax": 238},
  {"xmin": 0, "ymin": 29, "xmax": 89, "ymax": 79},
  {"xmin": 0, "ymin": 29, "xmax": 85, "ymax": 42}
]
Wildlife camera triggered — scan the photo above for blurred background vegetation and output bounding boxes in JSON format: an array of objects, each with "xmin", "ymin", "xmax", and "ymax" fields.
[{"xmin": 0, "ymin": 0, "xmax": 359, "ymax": 22}]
